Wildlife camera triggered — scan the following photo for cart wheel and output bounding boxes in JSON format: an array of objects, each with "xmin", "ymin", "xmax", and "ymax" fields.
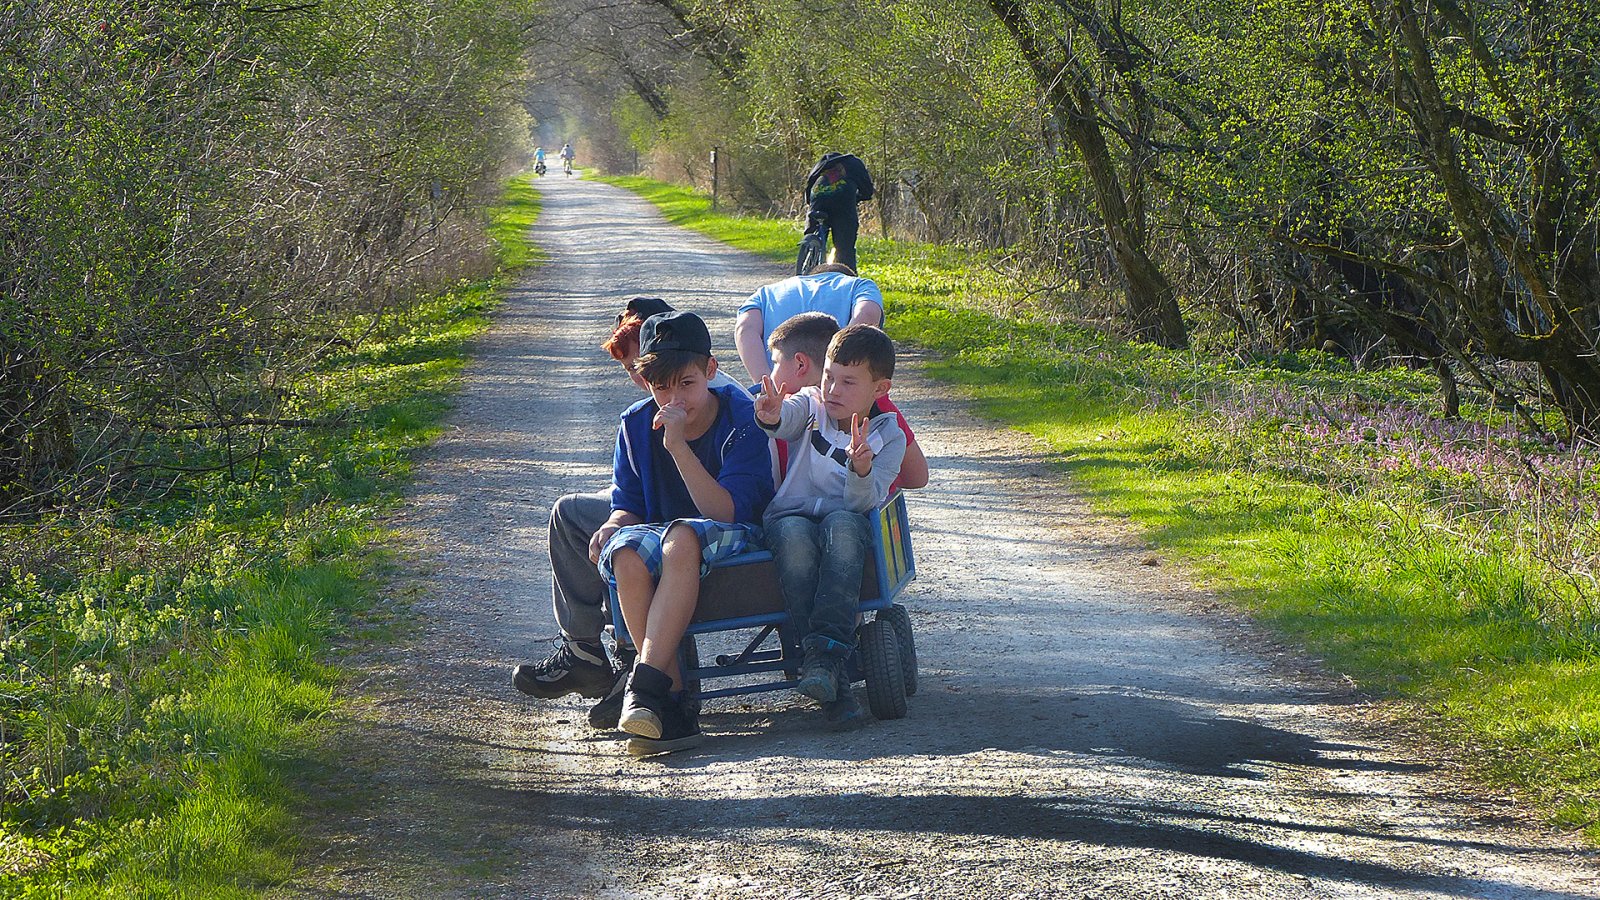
[
  {"xmin": 859, "ymin": 619, "xmax": 907, "ymax": 720},
  {"xmin": 877, "ymin": 604, "xmax": 917, "ymax": 697},
  {"xmin": 680, "ymin": 635, "xmax": 701, "ymax": 719}
]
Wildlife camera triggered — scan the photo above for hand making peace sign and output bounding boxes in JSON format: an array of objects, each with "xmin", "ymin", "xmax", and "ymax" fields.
[
  {"xmin": 755, "ymin": 374, "xmax": 789, "ymax": 425},
  {"xmin": 847, "ymin": 412, "xmax": 875, "ymax": 476}
]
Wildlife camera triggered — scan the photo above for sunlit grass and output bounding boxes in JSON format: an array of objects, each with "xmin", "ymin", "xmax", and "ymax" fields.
[
  {"xmin": 613, "ymin": 175, "xmax": 1600, "ymax": 841},
  {"xmin": 0, "ymin": 175, "xmax": 542, "ymax": 895}
]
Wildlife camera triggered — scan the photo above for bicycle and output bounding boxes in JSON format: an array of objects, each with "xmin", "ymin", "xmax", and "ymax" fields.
[
  {"xmin": 795, "ymin": 207, "xmax": 831, "ymax": 275},
  {"xmin": 562, "ymin": 157, "xmax": 574, "ymax": 176}
]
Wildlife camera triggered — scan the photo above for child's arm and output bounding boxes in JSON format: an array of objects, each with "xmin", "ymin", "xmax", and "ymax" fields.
[
  {"xmin": 656, "ymin": 400, "xmax": 737, "ymax": 522},
  {"xmin": 672, "ymin": 447, "xmax": 736, "ymax": 522},
  {"xmin": 734, "ymin": 308, "xmax": 770, "ymax": 381},
  {"xmin": 878, "ymin": 398, "xmax": 928, "ymax": 489},
  {"xmin": 754, "ymin": 378, "xmax": 812, "ymax": 443},
  {"xmin": 848, "ymin": 278, "xmax": 885, "ymax": 328},
  {"xmin": 588, "ymin": 509, "xmax": 644, "ymax": 563},
  {"xmin": 898, "ymin": 440, "xmax": 930, "ymax": 490}
]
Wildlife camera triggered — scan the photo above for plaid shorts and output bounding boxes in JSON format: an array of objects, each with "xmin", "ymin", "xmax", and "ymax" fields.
[{"xmin": 598, "ymin": 518, "xmax": 761, "ymax": 587}]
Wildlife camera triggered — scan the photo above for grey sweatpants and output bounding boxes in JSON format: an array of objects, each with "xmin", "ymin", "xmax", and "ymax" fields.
[{"xmin": 549, "ymin": 490, "xmax": 614, "ymax": 643}]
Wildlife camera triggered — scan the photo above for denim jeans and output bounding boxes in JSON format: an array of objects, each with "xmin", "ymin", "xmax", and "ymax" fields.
[{"xmin": 768, "ymin": 510, "xmax": 870, "ymax": 650}]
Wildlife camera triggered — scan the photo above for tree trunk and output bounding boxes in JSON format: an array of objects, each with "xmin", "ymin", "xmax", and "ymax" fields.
[
  {"xmin": 1436, "ymin": 359, "xmax": 1460, "ymax": 420},
  {"xmin": 1384, "ymin": 0, "xmax": 1600, "ymax": 432},
  {"xmin": 986, "ymin": 0, "xmax": 1188, "ymax": 348}
]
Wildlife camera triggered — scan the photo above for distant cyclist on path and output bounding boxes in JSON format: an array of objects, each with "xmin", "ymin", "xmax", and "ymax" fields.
[{"xmin": 803, "ymin": 152, "xmax": 874, "ymax": 273}]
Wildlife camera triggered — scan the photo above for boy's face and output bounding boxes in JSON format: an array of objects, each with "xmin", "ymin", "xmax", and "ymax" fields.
[
  {"xmin": 619, "ymin": 350, "xmax": 650, "ymax": 392},
  {"xmin": 769, "ymin": 349, "xmax": 817, "ymax": 392},
  {"xmin": 819, "ymin": 358, "xmax": 889, "ymax": 425},
  {"xmin": 647, "ymin": 358, "xmax": 719, "ymax": 422}
]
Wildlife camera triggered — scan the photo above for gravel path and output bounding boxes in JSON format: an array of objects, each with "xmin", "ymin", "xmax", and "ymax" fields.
[{"xmin": 277, "ymin": 175, "xmax": 1600, "ymax": 899}]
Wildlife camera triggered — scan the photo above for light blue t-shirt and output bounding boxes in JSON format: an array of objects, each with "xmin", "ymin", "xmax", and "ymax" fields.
[{"xmin": 738, "ymin": 272, "xmax": 885, "ymax": 365}]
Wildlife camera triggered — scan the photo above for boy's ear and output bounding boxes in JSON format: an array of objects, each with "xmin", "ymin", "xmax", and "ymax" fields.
[
  {"xmin": 795, "ymin": 352, "xmax": 814, "ymax": 379},
  {"xmin": 874, "ymin": 377, "xmax": 891, "ymax": 400},
  {"xmin": 705, "ymin": 356, "xmax": 719, "ymax": 379}
]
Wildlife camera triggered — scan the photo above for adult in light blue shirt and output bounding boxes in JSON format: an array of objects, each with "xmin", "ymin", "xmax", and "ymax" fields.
[{"xmin": 734, "ymin": 263, "xmax": 885, "ymax": 380}]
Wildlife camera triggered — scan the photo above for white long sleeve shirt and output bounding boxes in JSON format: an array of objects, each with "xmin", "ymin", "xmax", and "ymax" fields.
[{"xmin": 758, "ymin": 386, "xmax": 905, "ymax": 524}]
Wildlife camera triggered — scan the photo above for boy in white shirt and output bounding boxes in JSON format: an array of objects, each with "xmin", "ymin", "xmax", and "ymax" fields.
[{"xmin": 753, "ymin": 325, "xmax": 905, "ymax": 730}]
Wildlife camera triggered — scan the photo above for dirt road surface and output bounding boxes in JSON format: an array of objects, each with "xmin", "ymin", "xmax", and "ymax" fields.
[{"xmin": 278, "ymin": 176, "xmax": 1600, "ymax": 899}]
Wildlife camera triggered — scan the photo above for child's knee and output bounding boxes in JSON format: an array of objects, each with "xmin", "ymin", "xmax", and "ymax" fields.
[
  {"xmin": 770, "ymin": 515, "xmax": 817, "ymax": 544},
  {"xmin": 822, "ymin": 510, "xmax": 868, "ymax": 538},
  {"xmin": 612, "ymin": 546, "xmax": 648, "ymax": 578},
  {"xmin": 660, "ymin": 525, "xmax": 703, "ymax": 569}
]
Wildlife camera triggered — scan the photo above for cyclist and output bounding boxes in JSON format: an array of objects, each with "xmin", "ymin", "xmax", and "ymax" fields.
[
  {"xmin": 560, "ymin": 142, "xmax": 576, "ymax": 175},
  {"xmin": 533, "ymin": 146, "xmax": 547, "ymax": 176},
  {"xmin": 803, "ymin": 152, "xmax": 874, "ymax": 273}
]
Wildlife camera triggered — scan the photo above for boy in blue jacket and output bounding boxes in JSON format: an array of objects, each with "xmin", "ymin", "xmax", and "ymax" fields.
[{"xmin": 597, "ymin": 312, "xmax": 773, "ymax": 754}]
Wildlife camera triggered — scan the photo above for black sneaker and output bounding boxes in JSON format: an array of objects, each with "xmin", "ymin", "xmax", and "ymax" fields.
[
  {"xmin": 627, "ymin": 693, "xmax": 703, "ymax": 756},
  {"xmin": 619, "ymin": 662, "xmax": 673, "ymax": 740},
  {"xmin": 512, "ymin": 641, "xmax": 613, "ymax": 699},
  {"xmin": 587, "ymin": 645, "xmax": 636, "ymax": 730}
]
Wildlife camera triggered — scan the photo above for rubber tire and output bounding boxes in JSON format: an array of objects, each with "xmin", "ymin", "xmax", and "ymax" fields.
[
  {"xmin": 796, "ymin": 236, "xmax": 825, "ymax": 276},
  {"xmin": 858, "ymin": 619, "xmax": 907, "ymax": 720},
  {"xmin": 877, "ymin": 604, "xmax": 917, "ymax": 697}
]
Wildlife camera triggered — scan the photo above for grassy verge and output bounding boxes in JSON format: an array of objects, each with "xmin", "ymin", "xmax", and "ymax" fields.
[
  {"xmin": 601, "ymin": 174, "xmax": 1600, "ymax": 839},
  {"xmin": 0, "ymin": 176, "xmax": 541, "ymax": 895}
]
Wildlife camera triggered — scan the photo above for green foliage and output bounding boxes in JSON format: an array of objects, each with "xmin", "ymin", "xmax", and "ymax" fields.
[
  {"xmin": 0, "ymin": 177, "xmax": 540, "ymax": 893},
  {"xmin": 0, "ymin": 0, "xmax": 537, "ymax": 508},
  {"xmin": 902, "ymin": 302, "xmax": 1600, "ymax": 839},
  {"xmin": 485, "ymin": 178, "xmax": 546, "ymax": 272},
  {"xmin": 569, "ymin": 0, "xmax": 1600, "ymax": 427}
]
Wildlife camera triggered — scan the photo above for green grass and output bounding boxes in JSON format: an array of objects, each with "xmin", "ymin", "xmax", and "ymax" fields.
[
  {"xmin": 0, "ymin": 175, "xmax": 541, "ymax": 895},
  {"xmin": 606, "ymin": 174, "xmax": 1600, "ymax": 840}
]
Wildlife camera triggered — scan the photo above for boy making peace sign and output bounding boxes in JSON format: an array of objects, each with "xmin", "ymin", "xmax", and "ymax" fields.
[{"xmin": 754, "ymin": 324, "xmax": 905, "ymax": 730}]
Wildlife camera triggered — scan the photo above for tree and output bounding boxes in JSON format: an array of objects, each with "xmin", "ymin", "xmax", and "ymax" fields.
[
  {"xmin": 0, "ymin": 0, "xmax": 536, "ymax": 512},
  {"xmin": 985, "ymin": 0, "xmax": 1189, "ymax": 348}
]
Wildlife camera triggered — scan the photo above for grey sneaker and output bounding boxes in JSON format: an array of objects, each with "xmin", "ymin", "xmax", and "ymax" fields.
[
  {"xmin": 823, "ymin": 689, "xmax": 867, "ymax": 731},
  {"xmin": 796, "ymin": 652, "xmax": 838, "ymax": 703}
]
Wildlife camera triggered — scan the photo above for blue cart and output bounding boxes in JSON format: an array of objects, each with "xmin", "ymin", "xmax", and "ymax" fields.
[{"xmin": 609, "ymin": 491, "xmax": 918, "ymax": 719}]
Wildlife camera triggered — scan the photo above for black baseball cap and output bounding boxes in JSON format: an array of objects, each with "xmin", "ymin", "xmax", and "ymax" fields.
[{"xmin": 639, "ymin": 311, "xmax": 712, "ymax": 357}]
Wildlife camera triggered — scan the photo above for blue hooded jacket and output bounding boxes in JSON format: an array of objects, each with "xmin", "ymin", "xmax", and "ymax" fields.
[{"xmin": 610, "ymin": 383, "xmax": 773, "ymax": 525}]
